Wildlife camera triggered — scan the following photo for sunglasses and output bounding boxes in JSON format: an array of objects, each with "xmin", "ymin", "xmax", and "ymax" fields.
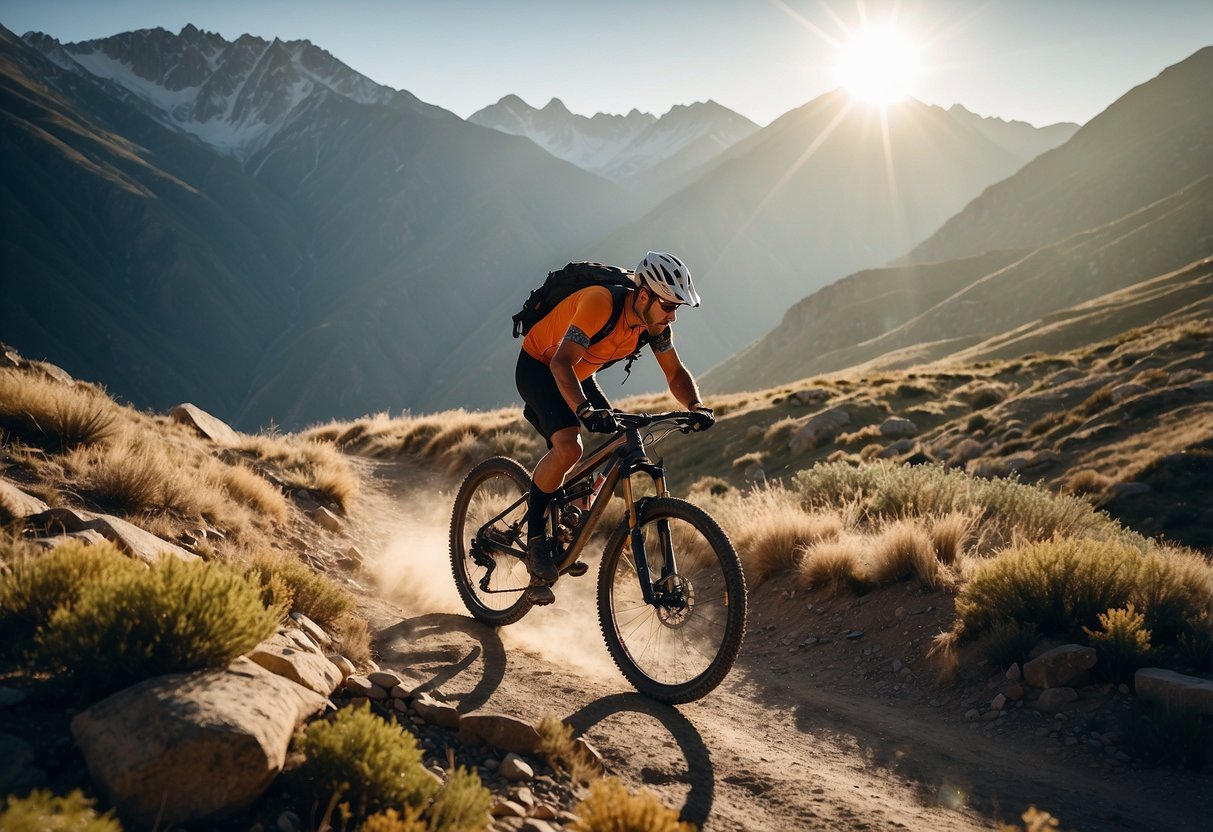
[{"xmin": 655, "ymin": 299, "xmax": 680, "ymax": 313}]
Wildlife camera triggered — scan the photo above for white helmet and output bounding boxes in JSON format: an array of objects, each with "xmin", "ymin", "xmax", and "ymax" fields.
[{"xmin": 634, "ymin": 251, "xmax": 700, "ymax": 308}]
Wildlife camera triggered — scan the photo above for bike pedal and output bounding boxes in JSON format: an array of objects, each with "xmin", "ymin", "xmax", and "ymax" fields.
[
  {"xmin": 564, "ymin": 560, "xmax": 589, "ymax": 577},
  {"xmin": 526, "ymin": 585, "xmax": 556, "ymax": 606}
]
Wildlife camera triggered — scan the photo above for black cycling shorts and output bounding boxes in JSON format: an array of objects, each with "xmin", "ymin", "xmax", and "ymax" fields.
[{"xmin": 516, "ymin": 350, "xmax": 609, "ymax": 447}]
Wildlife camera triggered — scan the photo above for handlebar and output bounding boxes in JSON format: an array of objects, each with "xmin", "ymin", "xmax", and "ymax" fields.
[{"xmin": 613, "ymin": 410, "xmax": 697, "ymax": 431}]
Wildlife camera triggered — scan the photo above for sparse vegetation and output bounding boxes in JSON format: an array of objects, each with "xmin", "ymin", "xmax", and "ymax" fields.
[
  {"xmin": 1083, "ymin": 604, "xmax": 1153, "ymax": 681},
  {"xmin": 570, "ymin": 777, "xmax": 695, "ymax": 832},
  {"xmin": 0, "ymin": 789, "xmax": 122, "ymax": 832},
  {"xmin": 0, "ymin": 369, "xmax": 119, "ymax": 453},
  {"xmin": 537, "ymin": 714, "xmax": 600, "ymax": 785},
  {"xmin": 295, "ymin": 705, "xmax": 491, "ymax": 826},
  {"xmin": 28, "ymin": 547, "xmax": 279, "ymax": 698},
  {"xmin": 244, "ymin": 549, "xmax": 355, "ymax": 627}
]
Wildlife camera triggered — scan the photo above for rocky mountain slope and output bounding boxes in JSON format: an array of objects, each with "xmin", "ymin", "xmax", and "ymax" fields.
[
  {"xmin": 3, "ymin": 21, "xmax": 1082, "ymax": 427},
  {"xmin": 705, "ymin": 47, "xmax": 1213, "ymax": 395},
  {"xmin": 468, "ymin": 95, "xmax": 759, "ymax": 190}
]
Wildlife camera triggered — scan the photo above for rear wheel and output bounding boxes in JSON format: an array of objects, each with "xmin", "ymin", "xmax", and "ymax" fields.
[
  {"xmin": 598, "ymin": 497, "xmax": 747, "ymax": 703},
  {"xmin": 450, "ymin": 457, "xmax": 534, "ymax": 625}
]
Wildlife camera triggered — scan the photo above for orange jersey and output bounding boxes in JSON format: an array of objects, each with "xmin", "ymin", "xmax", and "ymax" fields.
[{"xmin": 521, "ymin": 286, "xmax": 649, "ymax": 381}]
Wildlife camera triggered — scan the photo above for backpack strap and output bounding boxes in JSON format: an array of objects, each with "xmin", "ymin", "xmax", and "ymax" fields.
[{"xmin": 588, "ymin": 284, "xmax": 632, "ymax": 346}]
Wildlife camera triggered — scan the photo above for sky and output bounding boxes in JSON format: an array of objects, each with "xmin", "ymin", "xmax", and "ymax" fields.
[{"xmin": 1, "ymin": 0, "xmax": 1210, "ymax": 127}]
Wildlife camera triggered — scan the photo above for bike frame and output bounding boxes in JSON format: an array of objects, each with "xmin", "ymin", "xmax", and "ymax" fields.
[{"xmin": 475, "ymin": 412, "xmax": 691, "ymax": 605}]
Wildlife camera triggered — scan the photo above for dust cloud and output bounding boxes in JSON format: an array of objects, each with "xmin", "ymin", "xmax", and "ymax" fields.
[{"xmin": 365, "ymin": 485, "xmax": 620, "ymax": 684}]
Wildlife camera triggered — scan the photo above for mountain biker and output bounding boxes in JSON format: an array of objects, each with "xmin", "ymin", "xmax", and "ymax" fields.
[{"xmin": 515, "ymin": 251, "xmax": 715, "ymax": 602}]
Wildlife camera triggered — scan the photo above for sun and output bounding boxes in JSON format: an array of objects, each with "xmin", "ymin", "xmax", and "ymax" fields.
[{"xmin": 835, "ymin": 27, "xmax": 922, "ymax": 106}]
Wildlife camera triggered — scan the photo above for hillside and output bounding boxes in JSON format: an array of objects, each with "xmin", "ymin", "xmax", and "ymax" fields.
[
  {"xmin": 705, "ymin": 47, "xmax": 1213, "ymax": 395},
  {"xmin": 1, "ymin": 24, "xmax": 634, "ymax": 429}
]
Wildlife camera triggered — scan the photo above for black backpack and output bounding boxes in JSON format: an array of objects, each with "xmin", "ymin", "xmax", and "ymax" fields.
[{"xmin": 512, "ymin": 262, "xmax": 652, "ymax": 381}]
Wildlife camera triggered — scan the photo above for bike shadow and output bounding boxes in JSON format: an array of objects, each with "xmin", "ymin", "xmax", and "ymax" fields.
[
  {"xmin": 565, "ymin": 693, "xmax": 715, "ymax": 827},
  {"xmin": 373, "ymin": 612, "xmax": 507, "ymax": 713}
]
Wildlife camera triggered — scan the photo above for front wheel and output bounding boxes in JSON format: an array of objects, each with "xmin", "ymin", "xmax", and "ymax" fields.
[
  {"xmin": 450, "ymin": 456, "xmax": 534, "ymax": 626},
  {"xmin": 598, "ymin": 497, "xmax": 747, "ymax": 704}
]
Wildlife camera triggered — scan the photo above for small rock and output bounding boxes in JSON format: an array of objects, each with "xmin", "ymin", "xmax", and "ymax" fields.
[
  {"xmin": 368, "ymin": 670, "xmax": 405, "ymax": 690},
  {"xmin": 990, "ymin": 694, "xmax": 1007, "ymax": 711},
  {"xmin": 965, "ymin": 709, "xmax": 980, "ymax": 722},
  {"xmin": 891, "ymin": 660, "xmax": 904, "ymax": 673},
  {"xmin": 1006, "ymin": 663, "xmax": 1021, "ymax": 681},
  {"xmin": 1036, "ymin": 687, "xmax": 1079, "ymax": 712},
  {"xmin": 846, "ymin": 631, "xmax": 864, "ymax": 640},
  {"xmin": 276, "ymin": 810, "xmax": 302, "ymax": 832},
  {"xmin": 326, "ymin": 654, "xmax": 356, "ymax": 681},
  {"xmin": 309, "ymin": 506, "xmax": 343, "ymax": 532},
  {"xmin": 491, "ymin": 798, "xmax": 528, "ymax": 818},
  {"xmin": 500, "ymin": 753, "xmax": 535, "ymax": 782}
]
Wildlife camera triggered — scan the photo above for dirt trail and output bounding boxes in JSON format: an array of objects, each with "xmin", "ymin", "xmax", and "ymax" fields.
[{"xmin": 345, "ymin": 459, "xmax": 1209, "ymax": 832}]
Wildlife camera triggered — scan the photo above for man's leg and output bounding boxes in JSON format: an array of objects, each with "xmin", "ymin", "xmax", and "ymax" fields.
[{"xmin": 525, "ymin": 425, "xmax": 582, "ymax": 584}]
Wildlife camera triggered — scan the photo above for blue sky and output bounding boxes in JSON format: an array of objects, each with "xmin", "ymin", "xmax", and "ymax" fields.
[{"xmin": 2, "ymin": 0, "xmax": 1209, "ymax": 126}]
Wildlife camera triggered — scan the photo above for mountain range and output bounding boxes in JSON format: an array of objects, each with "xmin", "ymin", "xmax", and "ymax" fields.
[
  {"xmin": 705, "ymin": 46, "xmax": 1213, "ymax": 393},
  {"xmin": 7, "ymin": 22, "xmax": 1204, "ymax": 435}
]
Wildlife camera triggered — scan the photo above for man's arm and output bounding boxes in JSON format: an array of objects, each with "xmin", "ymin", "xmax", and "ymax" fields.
[
  {"xmin": 549, "ymin": 286, "xmax": 614, "ymax": 411},
  {"xmin": 652, "ymin": 338, "xmax": 704, "ymax": 410}
]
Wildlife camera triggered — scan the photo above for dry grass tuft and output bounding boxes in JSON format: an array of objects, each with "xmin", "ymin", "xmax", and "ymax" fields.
[
  {"xmin": 219, "ymin": 464, "xmax": 289, "ymax": 522},
  {"xmin": 928, "ymin": 512, "xmax": 972, "ymax": 565},
  {"xmin": 796, "ymin": 536, "xmax": 870, "ymax": 595},
  {"xmin": 870, "ymin": 520, "xmax": 942, "ymax": 588},
  {"xmin": 699, "ymin": 485, "xmax": 842, "ymax": 586},
  {"xmin": 571, "ymin": 778, "xmax": 694, "ymax": 832},
  {"xmin": 0, "ymin": 369, "xmax": 119, "ymax": 453}
]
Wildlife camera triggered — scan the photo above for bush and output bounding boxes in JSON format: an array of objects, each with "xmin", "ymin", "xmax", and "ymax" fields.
[
  {"xmin": 570, "ymin": 777, "xmax": 694, "ymax": 832},
  {"xmin": 983, "ymin": 620, "xmax": 1041, "ymax": 669},
  {"xmin": 244, "ymin": 550, "xmax": 354, "ymax": 627},
  {"xmin": 953, "ymin": 539, "xmax": 1141, "ymax": 640},
  {"xmin": 0, "ymin": 789, "xmax": 122, "ymax": 832},
  {"xmin": 31, "ymin": 556, "xmax": 278, "ymax": 698},
  {"xmin": 425, "ymin": 765, "xmax": 492, "ymax": 832},
  {"xmin": 793, "ymin": 462, "xmax": 1112, "ymax": 550},
  {"xmin": 0, "ymin": 540, "xmax": 144, "ymax": 655},
  {"xmin": 1083, "ymin": 604, "xmax": 1152, "ymax": 681},
  {"xmin": 295, "ymin": 704, "xmax": 440, "ymax": 820},
  {"xmin": 796, "ymin": 538, "xmax": 872, "ymax": 596}
]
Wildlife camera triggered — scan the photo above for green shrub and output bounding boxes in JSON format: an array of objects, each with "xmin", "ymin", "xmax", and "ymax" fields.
[
  {"xmin": 425, "ymin": 766, "xmax": 492, "ymax": 832},
  {"xmin": 1120, "ymin": 699, "xmax": 1211, "ymax": 769},
  {"xmin": 1083, "ymin": 604, "xmax": 1152, "ymax": 681},
  {"xmin": 793, "ymin": 462, "xmax": 1113, "ymax": 549},
  {"xmin": 571, "ymin": 777, "xmax": 694, "ymax": 832},
  {"xmin": 0, "ymin": 540, "xmax": 143, "ymax": 655},
  {"xmin": 244, "ymin": 550, "xmax": 354, "ymax": 627},
  {"xmin": 31, "ymin": 556, "xmax": 277, "ymax": 698},
  {"xmin": 954, "ymin": 539, "xmax": 1142, "ymax": 639},
  {"xmin": 296, "ymin": 705, "xmax": 438, "ymax": 819},
  {"xmin": 0, "ymin": 789, "xmax": 122, "ymax": 832},
  {"xmin": 360, "ymin": 807, "xmax": 427, "ymax": 832}
]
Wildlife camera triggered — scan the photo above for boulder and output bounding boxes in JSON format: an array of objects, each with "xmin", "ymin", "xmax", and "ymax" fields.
[
  {"xmin": 879, "ymin": 418, "xmax": 918, "ymax": 438},
  {"xmin": 1135, "ymin": 668, "xmax": 1213, "ymax": 715},
  {"xmin": 457, "ymin": 712, "xmax": 542, "ymax": 755},
  {"xmin": 169, "ymin": 403, "xmax": 242, "ymax": 446},
  {"xmin": 877, "ymin": 439, "xmax": 915, "ymax": 459},
  {"xmin": 70, "ymin": 657, "xmax": 326, "ymax": 829},
  {"xmin": 0, "ymin": 479, "xmax": 49, "ymax": 519},
  {"xmin": 1024, "ymin": 645, "xmax": 1097, "ymax": 689},
  {"xmin": 289, "ymin": 612, "xmax": 332, "ymax": 649},
  {"xmin": 27, "ymin": 507, "xmax": 197, "ymax": 564},
  {"xmin": 788, "ymin": 407, "xmax": 850, "ymax": 454},
  {"xmin": 792, "ymin": 388, "xmax": 831, "ymax": 406},
  {"xmin": 246, "ymin": 633, "xmax": 342, "ymax": 696},
  {"xmin": 0, "ymin": 732, "xmax": 39, "ymax": 794},
  {"xmin": 1110, "ymin": 383, "xmax": 1148, "ymax": 403}
]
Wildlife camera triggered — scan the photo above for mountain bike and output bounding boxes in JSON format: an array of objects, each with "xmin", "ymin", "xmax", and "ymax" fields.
[{"xmin": 449, "ymin": 411, "xmax": 747, "ymax": 704}]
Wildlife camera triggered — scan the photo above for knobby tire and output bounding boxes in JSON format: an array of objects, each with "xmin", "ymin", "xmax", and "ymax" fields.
[{"xmin": 597, "ymin": 497, "xmax": 747, "ymax": 704}]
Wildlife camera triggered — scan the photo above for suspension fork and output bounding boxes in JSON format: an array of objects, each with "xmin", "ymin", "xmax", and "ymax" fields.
[{"xmin": 621, "ymin": 454, "xmax": 673, "ymax": 606}]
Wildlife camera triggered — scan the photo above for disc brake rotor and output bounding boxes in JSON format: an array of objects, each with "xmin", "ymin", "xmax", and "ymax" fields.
[{"xmin": 653, "ymin": 574, "xmax": 695, "ymax": 627}]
